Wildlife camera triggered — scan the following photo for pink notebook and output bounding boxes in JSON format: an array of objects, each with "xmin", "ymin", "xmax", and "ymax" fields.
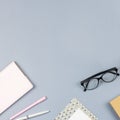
[{"xmin": 0, "ymin": 61, "xmax": 33, "ymax": 114}]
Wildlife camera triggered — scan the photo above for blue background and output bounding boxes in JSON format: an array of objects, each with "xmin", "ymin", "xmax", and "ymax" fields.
[{"xmin": 0, "ymin": 0, "xmax": 120, "ymax": 120}]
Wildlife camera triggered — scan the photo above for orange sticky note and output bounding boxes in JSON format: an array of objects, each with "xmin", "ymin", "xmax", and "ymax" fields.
[{"xmin": 110, "ymin": 96, "xmax": 120, "ymax": 117}]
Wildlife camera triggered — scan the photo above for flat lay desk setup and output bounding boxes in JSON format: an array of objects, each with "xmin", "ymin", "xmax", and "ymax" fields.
[
  {"xmin": 0, "ymin": 61, "xmax": 120, "ymax": 120},
  {"xmin": 1, "ymin": 0, "xmax": 120, "ymax": 120}
]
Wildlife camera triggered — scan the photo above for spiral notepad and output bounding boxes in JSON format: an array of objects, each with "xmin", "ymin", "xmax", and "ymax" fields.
[{"xmin": 54, "ymin": 98, "xmax": 98, "ymax": 120}]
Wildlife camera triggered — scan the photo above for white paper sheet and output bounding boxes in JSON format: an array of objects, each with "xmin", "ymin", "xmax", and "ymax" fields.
[{"xmin": 69, "ymin": 109, "xmax": 91, "ymax": 120}]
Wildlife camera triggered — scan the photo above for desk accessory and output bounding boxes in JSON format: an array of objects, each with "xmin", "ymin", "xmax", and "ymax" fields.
[
  {"xmin": 10, "ymin": 96, "xmax": 47, "ymax": 120},
  {"xmin": 15, "ymin": 110, "xmax": 50, "ymax": 120},
  {"xmin": 80, "ymin": 67, "xmax": 119, "ymax": 91},
  {"xmin": 54, "ymin": 98, "xmax": 98, "ymax": 120},
  {"xmin": 0, "ymin": 61, "xmax": 33, "ymax": 114},
  {"xmin": 110, "ymin": 96, "xmax": 120, "ymax": 117}
]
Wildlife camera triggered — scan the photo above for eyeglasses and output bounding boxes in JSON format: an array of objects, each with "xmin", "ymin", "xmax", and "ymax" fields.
[{"xmin": 80, "ymin": 67, "xmax": 120, "ymax": 91}]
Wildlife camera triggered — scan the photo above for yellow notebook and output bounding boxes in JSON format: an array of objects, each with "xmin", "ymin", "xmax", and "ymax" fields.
[{"xmin": 110, "ymin": 96, "xmax": 120, "ymax": 117}]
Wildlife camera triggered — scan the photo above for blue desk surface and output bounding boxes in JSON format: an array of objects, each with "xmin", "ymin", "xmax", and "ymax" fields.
[{"xmin": 0, "ymin": 1, "xmax": 120, "ymax": 120}]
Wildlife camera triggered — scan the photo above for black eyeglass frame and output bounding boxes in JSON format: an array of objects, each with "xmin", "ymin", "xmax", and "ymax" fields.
[{"xmin": 80, "ymin": 67, "xmax": 120, "ymax": 91}]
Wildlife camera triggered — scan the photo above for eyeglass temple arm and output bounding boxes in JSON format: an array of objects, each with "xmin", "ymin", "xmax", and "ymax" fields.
[
  {"xmin": 81, "ymin": 82, "xmax": 87, "ymax": 92},
  {"xmin": 109, "ymin": 71, "xmax": 120, "ymax": 76}
]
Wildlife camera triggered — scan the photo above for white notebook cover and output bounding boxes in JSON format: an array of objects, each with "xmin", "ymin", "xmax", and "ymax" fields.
[
  {"xmin": 54, "ymin": 99, "xmax": 98, "ymax": 120},
  {"xmin": 0, "ymin": 61, "xmax": 33, "ymax": 114}
]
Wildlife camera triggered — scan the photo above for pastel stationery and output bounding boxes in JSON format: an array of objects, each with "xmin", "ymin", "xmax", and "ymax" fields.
[
  {"xmin": 0, "ymin": 61, "xmax": 33, "ymax": 114},
  {"xmin": 54, "ymin": 98, "xmax": 98, "ymax": 120},
  {"xmin": 15, "ymin": 110, "xmax": 50, "ymax": 120},
  {"xmin": 10, "ymin": 96, "xmax": 47, "ymax": 120},
  {"xmin": 110, "ymin": 96, "xmax": 120, "ymax": 117}
]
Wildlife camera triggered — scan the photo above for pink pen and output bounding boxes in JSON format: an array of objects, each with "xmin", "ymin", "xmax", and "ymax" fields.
[{"xmin": 10, "ymin": 96, "xmax": 47, "ymax": 120}]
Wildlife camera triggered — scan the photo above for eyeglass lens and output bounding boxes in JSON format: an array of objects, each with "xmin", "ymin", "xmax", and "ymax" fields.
[
  {"xmin": 102, "ymin": 71, "xmax": 117, "ymax": 82},
  {"xmin": 86, "ymin": 78, "xmax": 99, "ymax": 90}
]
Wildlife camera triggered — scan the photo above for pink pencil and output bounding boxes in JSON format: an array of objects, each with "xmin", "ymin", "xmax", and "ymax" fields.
[{"xmin": 10, "ymin": 96, "xmax": 47, "ymax": 120}]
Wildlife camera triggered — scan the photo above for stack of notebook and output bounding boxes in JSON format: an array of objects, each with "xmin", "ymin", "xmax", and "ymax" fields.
[{"xmin": 54, "ymin": 98, "xmax": 98, "ymax": 120}]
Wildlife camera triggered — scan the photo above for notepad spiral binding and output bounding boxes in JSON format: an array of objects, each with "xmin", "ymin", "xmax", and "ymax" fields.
[{"xmin": 54, "ymin": 98, "xmax": 98, "ymax": 120}]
